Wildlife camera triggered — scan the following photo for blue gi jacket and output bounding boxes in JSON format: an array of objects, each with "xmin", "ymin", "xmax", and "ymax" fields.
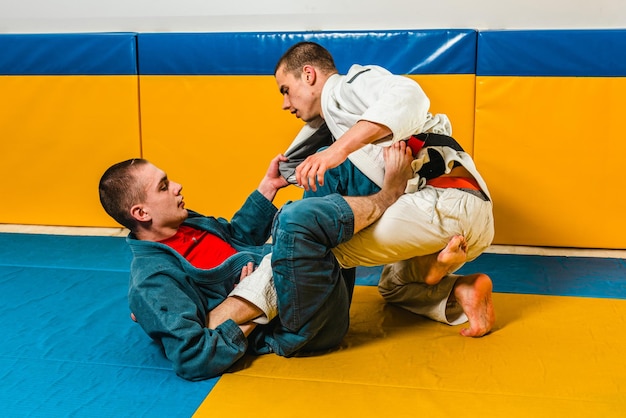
[{"xmin": 126, "ymin": 190, "xmax": 275, "ymax": 380}]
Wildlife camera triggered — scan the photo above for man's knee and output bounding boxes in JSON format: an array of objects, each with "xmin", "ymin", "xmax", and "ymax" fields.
[
  {"xmin": 274, "ymin": 195, "xmax": 354, "ymax": 252},
  {"xmin": 274, "ymin": 200, "xmax": 313, "ymax": 236}
]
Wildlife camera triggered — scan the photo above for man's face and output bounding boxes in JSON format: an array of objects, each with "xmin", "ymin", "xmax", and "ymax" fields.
[
  {"xmin": 136, "ymin": 163, "xmax": 187, "ymax": 229},
  {"xmin": 275, "ymin": 66, "xmax": 320, "ymax": 123}
]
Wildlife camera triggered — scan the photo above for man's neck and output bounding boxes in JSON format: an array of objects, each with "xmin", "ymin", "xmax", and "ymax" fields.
[{"xmin": 134, "ymin": 225, "xmax": 180, "ymax": 242}]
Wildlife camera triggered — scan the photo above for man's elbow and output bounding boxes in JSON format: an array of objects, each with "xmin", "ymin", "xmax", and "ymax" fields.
[{"xmin": 172, "ymin": 358, "xmax": 228, "ymax": 381}]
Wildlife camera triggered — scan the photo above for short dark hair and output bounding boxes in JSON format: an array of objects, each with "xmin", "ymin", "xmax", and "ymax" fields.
[
  {"xmin": 274, "ymin": 41, "xmax": 337, "ymax": 77},
  {"xmin": 98, "ymin": 158, "xmax": 149, "ymax": 230}
]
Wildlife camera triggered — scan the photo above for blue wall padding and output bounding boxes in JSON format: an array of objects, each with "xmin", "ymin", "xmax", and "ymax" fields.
[
  {"xmin": 477, "ymin": 29, "xmax": 626, "ymax": 76},
  {"xmin": 137, "ymin": 30, "xmax": 477, "ymax": 75},
  {"xmin": 0, "ymin": 33, "xmax": 138, "ymax": 75}
]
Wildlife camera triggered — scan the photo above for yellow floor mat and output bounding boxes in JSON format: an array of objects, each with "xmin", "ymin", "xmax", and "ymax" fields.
[{"xmin": 195, "ymin": 287, "xmax": 626, "ymax": 417}]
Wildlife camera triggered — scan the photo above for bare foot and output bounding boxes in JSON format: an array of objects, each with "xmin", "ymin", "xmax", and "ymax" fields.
[
  {"xmin": 423, "ymin": 235, "xmax": 468, "ymax": 285},
  {"xmin": 453, "ymin": 273, "xmax": 495, "ymax": 337},
  {"xmin": 380, "ymin": 141, "xmax": 414, "ymax": 202}
]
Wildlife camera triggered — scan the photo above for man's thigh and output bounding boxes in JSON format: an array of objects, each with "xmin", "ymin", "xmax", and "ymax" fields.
[
  {"xmin": 332, "ymin": 188, "xmax": 447, "ymax": 267},
  {"xmin": 332, "ymin": 187, "xmax": 491, "ymax": 267}
]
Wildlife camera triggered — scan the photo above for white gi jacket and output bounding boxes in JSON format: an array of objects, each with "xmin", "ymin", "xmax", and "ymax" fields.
[
  {"xmin": 287, "ymin": 64, "xmax": 494, "ymax": 326},
  {"xmin": 320, "ymin": 64, "xmax": 452, "ymax": 188}
]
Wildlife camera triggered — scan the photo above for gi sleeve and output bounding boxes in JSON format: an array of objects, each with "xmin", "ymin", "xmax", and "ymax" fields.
[
  {"xmin": 341, "ymin": 65, "xmax": 431, "ymax": 141},
  {"xmin": 129, "ymin": 270, "xmax": 248, "ymax": 381},
  {"xmin": 215, "ymin": 190, "xmax": 278, "ymax": 247}
]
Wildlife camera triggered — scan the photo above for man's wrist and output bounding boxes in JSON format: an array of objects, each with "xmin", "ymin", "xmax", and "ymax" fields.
[{"xmin": 257, "ymin": 179, "xmax": 279, "ymax": 202}]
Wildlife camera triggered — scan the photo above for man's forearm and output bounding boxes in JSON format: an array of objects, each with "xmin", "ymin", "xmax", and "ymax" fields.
[
  {"xmin": 334, "ymin": 120, "xmax": 392, "ymax": 155},
  {"xmin": 257, "ymin": 180, "xmax": 280, "ymax": 202},
  {"xmin": 238, "ymin": 322, "xmax": 257, "ymax": 337},
  {"xmin": 257, "ymin": 154, "xmax": 289, "ymax": 202},
  {"xmin": 207, "ymin": 296, "xmax": 263, "ymax": 329}
]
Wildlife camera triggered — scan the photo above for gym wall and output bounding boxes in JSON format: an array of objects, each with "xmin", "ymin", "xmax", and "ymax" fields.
[
  {"xmin": 0, "ymin": 33, "xmax": 141, "ymax": 227},
  {"xmin": 1, "ymin": 29, "xmax": 624, "ymax": 249},
  {"xmin": 474, "ymin": 30, "xmax": 626, "ymax": 248},
  {"xmin": 136, "ymin": 30, "xmax": 476, "ymax": 223}
]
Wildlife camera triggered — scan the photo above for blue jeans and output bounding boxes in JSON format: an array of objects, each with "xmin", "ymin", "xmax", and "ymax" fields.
[
  {"xmin": 257, "ymin": 194, "xmax": 356, "ymax": 356},
  {"xmin": 303, "ymin": 157, "xmax": 381, "ymax": 303},
  {"xmin": 302, "ymin": 154, "xmax": 381, "ymax": 199}
]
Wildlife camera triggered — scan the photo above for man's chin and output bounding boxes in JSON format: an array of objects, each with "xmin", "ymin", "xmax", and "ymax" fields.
[{"xmin": 303, "ymin": 115, "xmax": 324, "ymax": 126}]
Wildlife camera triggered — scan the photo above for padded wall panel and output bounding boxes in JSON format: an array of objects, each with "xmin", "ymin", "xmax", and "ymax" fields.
[
  {"xmin": 0, "ymin": 34, "xmax": 141, "ymax": 227},
  {"xmin": 475, "ymin": 30, "xmax": 626, "ymax": 249},
  {"xmin": 138, "ymin": 75, "xmax": 305, "ymax": 217},
  {"xmin": 137, "ymin": 30, "xmax": 477, "ymax": 218},
  {"xmin": 409, "ymin": 74, "xmax": 476, "ymax": 153},
  {"xmin": 138, "ymin": 30, "xmax": 477, "ymax": 76}
]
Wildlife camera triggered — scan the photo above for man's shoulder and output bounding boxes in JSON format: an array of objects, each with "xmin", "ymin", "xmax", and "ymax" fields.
[{"xmin": 344, "ymin": 63, "xmax": 392, "ymax": 78}]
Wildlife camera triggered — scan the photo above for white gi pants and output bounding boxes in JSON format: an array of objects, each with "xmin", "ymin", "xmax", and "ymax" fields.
[{"xmin": 332, "ymin": 186, "xmax": 494, "ymax": 325}]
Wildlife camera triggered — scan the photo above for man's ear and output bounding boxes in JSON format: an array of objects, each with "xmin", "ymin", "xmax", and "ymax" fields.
[
  {"xmin": 302, "ymin": 65, "xmax": 316, "ymax": 85},
  {"xmin": 130, "ymin": 204, "xmax": 150, "ymax": 222}
]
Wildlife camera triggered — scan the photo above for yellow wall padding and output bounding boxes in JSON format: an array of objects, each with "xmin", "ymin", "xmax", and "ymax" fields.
[
  {"xmin": 3, "ymin": 31, "xmax": 625, "ymax": 250},
  {"xmin": 194, "ymin": 286, "xmax": 626, "ymax": 418},
  {"xmin": 139, "ymin": 74, "xmax": 473, "ymax": 219},
  {"xmin": 139, "ymin": 75, "xmax": 305, "ymax": 218},
  {"xmin": 474, "ymin": 76, "xmax": 626, "ymax": 248},
  {"xmin": 409, "ymin": 74, "xmax": 476, "ymax": 153},
  {"xmin": 0, "ymin": 76, "xmax": 141, "ymax": 227}
]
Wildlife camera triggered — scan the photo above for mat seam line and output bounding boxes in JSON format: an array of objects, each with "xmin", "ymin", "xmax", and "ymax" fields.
[{"xmin": 227, "ymin": 373, "xmax": 624, "ymax": 403}]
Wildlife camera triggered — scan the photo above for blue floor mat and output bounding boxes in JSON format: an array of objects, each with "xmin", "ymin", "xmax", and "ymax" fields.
[{"xmin": 0, "ymin": 234, "xmax": 217, "ymax": 417}]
